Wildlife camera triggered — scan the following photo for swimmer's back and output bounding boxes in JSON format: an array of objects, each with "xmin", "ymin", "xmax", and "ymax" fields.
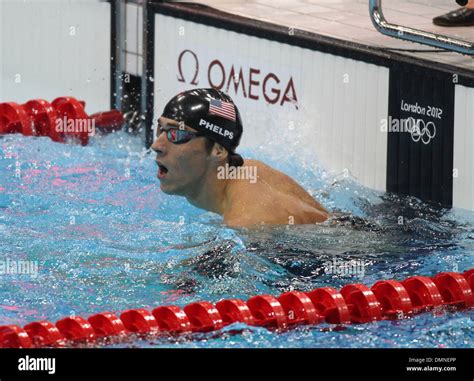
[
  {"xmin": 245, "ymin": 159, "xmax": 327, "ymax": 211},
  {"xmin": 224, "ymin": 159, "xmax": 329, "ymax": 226}
]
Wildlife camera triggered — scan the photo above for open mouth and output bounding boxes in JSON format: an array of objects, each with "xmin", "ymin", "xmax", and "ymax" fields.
[{"xmin": 156, "ymin": 161, "xmax": 169, "ymax": 179}]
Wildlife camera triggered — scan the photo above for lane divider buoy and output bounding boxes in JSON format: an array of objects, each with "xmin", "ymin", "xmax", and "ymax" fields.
[
  {"xmin": 1, "ymin": 269, "xmax": 473, "ymax": 348},
  {"xmin": 0, "ymin": 97, "xmax": 124, "ymax": 146}
]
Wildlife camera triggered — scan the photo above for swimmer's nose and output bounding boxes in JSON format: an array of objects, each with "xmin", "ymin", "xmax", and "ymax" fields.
[{"xmin": 151, "ymin": 133, "xmax": 167, "ymax": 156}]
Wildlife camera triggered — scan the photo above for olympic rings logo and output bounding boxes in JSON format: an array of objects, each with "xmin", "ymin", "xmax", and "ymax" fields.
[{"xmin": 406, "ymin": 117, "xmax": 436, "ymax": 145}]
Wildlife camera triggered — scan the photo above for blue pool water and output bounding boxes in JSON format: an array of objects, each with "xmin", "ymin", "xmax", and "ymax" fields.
[{"xmin": 0, "ymin": 131, "xmax": 473, "ymax": 348}]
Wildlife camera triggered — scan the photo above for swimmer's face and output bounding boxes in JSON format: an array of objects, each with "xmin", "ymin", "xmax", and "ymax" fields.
[{"xmin": 151, "ymin": 116, "xmax": 211, "ymax": 196}]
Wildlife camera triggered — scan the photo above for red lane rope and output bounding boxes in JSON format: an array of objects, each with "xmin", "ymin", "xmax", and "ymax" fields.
[
  {"xmin": 1, "ymin": 269, "xmax": 473, "ymax": 348},
  {"xmin": 0, "ymin": 96, "xmax": 123, "ymax": 146}
]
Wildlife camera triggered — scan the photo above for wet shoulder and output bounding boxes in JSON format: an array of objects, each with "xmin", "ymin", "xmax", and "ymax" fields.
[
  {"xmin": 242, "ymin": 159, "xmax": 322, "ymax": 206},
  {"xmin": 243, "ymin": 159, "xmax": 291, "ymax": 184}
]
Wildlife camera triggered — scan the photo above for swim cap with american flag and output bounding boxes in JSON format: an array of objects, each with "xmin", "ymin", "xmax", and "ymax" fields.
[
  {"xmin": 161, "ymin": 88, "xmax": 243, "ymax": 152},
  {"xmin": 209, "ymin": 99, "xmax": 236, "ymax": 121}
]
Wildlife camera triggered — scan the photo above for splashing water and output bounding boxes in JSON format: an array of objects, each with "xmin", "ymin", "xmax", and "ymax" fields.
[{"xmin": 0, "ymin": 132, "xmax": 473, "ymax": 347}]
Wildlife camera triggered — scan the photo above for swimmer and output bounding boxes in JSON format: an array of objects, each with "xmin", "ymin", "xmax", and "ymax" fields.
[{"xmin": 151, "ymin": 88, "xmax": 330, "ymax": 228}]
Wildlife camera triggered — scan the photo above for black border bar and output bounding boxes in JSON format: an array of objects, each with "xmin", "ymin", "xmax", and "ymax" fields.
[{"xmin": 0, "ymin": 348, "xmax": 472, "ymax": 380}]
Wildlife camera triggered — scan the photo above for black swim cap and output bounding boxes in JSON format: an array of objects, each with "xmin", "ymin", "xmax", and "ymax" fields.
[{"xmin": 161, "ymin": 88, "xmax": 243, "ymax": 153}]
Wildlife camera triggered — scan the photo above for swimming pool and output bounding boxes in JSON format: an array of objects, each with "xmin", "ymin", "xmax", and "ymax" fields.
[{"xmin": 1, "ymin": 131, "xmax": 473, "ymax": 348}]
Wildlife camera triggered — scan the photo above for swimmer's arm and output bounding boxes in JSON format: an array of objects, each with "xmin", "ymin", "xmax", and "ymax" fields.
[
  {"xmin": 302, "ymin": 208, "xmax": 330, "ymax": 223},
  {"xmin": 224, "ymin": 212, "xmax": 259, "ymax": 228},
  {"xmin": 224, "ymin": 204, "xmax": 329, "ymax": 227},
  {"xmin": 223, "ymin": 204, "xmax": 274, "ymax": 228},
  {"xmin": 224, "ymin": 214, "xmax": 327, "ymax": 228}
]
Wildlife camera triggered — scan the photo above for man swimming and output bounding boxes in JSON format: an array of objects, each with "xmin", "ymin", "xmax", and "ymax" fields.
[{"xmin": 151, "ymin": 88, "xmax": 330, "ymax": 228}]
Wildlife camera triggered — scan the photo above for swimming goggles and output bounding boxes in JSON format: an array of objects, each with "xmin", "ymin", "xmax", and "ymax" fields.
[{"xmin": 157, "ymin": 124, "xmax": 203, "ymax": 145}]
